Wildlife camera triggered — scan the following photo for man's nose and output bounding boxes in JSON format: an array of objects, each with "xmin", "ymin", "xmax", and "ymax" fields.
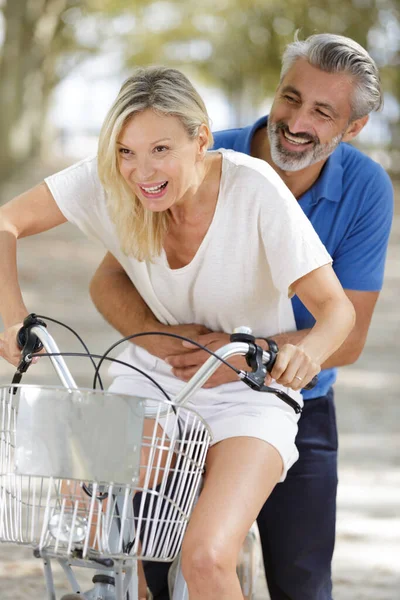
[{"xmin": 286, "ymin": 107, "xmax": 312, "ymax": 135}]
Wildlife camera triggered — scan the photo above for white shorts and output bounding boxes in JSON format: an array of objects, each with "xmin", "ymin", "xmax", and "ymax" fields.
[{"xmin": 108, "ymin": 346, "xmax": 303, "ymax": 482}]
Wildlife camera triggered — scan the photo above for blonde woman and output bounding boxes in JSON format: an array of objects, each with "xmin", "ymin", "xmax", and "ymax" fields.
[{"xmin": 0, "ymin": 67, "xmax": 355, "ymax": 599}]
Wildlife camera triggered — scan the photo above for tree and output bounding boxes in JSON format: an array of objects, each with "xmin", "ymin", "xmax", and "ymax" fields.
[
  {"xmin": 0, "ymin": 0, "xmax": 163, "ymax": 184},
  {"xmin": 0, "ymin": 1, "xmax": 72, "ymax": 180},
  {"xmin": 118, "ymin": 0, "xmax": 397, "ymax": 126},
  {"xmin": 0, "ymin": 0, "xmax": 398, "ymax": 186}
]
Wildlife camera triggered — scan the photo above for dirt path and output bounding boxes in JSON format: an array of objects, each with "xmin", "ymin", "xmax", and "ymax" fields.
[{"xmin": 0, "ymin": 166, "xmax": 399, "ymax": 599}]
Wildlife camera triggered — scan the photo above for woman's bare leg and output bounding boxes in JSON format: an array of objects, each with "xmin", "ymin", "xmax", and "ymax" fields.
[
  {"xmin": 138, "ymin": 559, "xmax": 149, "ymax": 599},
  {"xmin": 139, "ymin": 419, "xmax": 174, "ymax": 489},
  {"xmin": 180, "ymin": 437, "xmax": 283, "ymax": 600},
  {"xmin": 136, "ymin": 419, "xmax": 174, "ymax": 599}
]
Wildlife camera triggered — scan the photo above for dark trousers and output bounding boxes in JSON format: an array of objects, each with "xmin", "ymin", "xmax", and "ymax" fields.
[
  {"xmin": 141, "ymin": 390, "xmax": 338, "ymax": 600},
  {"xmin": 258, "ymin": 389, "xmax": 338, "ymax": 599}
]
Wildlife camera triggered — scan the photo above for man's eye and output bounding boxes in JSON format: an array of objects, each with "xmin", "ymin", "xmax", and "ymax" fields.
[
  {"xmin": 284, "ymin": 95, "xmax": 298, "ymax": 103},
  {"xmin": 316, "ymin": 110, "xmax": 331, "ymax": 119}
]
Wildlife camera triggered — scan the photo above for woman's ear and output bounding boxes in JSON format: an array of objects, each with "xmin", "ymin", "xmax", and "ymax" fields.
[
  {"xmin": 197, "ymin": 123, "xmax": 211, "ymax": 157},
  {"xmin": 342, "ymin": 115, "xmax": 369, "ymax": 142}
]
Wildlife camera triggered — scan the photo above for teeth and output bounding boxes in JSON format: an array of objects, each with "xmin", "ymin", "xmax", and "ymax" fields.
[
  {"xmin": 283, "ymin": 131, "xmax": 310, "ymax": 145},
  {"xmin": 141, "ymin": 182, "xmax": 167, "ymax": 193}
]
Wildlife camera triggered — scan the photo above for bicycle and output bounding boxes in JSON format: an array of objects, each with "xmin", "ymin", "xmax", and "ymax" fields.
[{"xmin": 0, "ymin": 314, "xmax": 307, "ymax": 600}]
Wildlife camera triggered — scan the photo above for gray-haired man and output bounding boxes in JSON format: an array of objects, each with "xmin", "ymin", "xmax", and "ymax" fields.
[{"xmin": 90, "ymin": 34, "xmax": 393, "ymax": 599}]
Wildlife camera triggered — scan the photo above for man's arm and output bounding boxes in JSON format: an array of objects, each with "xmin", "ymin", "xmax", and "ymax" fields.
[
  {"xmin": 89, "ymin": 252, "xmax": 210, "ymax": 359},
  {"xmin": 271, "ymin": 289, "xmax": 379, "ymax": 369},
  {"xmin": 166, "ymin": 289, "xmax": 377, "ymax": 385},
  {"xmin": 90, "ymin": 253, "xmax": 377, "ymax": 386}
]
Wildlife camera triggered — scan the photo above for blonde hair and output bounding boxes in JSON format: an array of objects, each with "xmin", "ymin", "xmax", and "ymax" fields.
[{"xmin": 97, "ymin": 66, "xmax": 214, "ymax": 261}]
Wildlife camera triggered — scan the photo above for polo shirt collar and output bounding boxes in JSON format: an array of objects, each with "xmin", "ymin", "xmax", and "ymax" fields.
[
  {"xmin": 238, "ymin": 114, "xmax": 344, "ymax": 205},
  {"xmin": 309, "ymin": 144, "xmax": 344, "ymax": 204},
  {"xmin": 232, "ymin": 115, "xmax": 268, "ymax": 154}
]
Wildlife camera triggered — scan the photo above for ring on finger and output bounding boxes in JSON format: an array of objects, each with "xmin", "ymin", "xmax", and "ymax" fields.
[{"xmin": 294, "ymin": 375, "xmax": 303, "ymax": 381}]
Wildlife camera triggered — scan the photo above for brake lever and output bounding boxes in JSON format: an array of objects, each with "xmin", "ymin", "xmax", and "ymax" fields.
[
  {"xmin": 230, "ymin": 331, "xmax": 303, "ymax": 414},
  {"xmin": 240, "ymin": 372, "xmax": 303, "ymax": 414},
  {"xmin": 244, "ymin": 343, "xmax": 269, "ymax": 387},
  {"xmin": 239, "ymin": 348, "xmax": 303, "ymax": 415}
]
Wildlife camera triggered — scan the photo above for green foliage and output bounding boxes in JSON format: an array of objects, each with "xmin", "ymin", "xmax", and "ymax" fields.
[
  {"xmin": 0, "ymin": 0, "xmax": 98, "ymax": 179},
  {"xmin": 0, "ymin": 0, "xmax": 399, "ymax": 180},
  {"xmin": 116, "ymin": 1, "xmax": 385, "ymax": 95}
]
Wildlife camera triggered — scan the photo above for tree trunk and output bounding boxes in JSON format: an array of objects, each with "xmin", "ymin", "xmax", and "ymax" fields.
[{"xmin": 0, "ymin": 0, "xmax": 70, "ymax": 185}]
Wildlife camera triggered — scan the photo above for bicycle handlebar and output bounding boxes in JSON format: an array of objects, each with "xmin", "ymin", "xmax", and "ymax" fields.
[
  {"xmin": 14, "ymin": 315, "xmax": 77, "ymax": 389},
  {"xmin": 12, "ymin": 314, "xmax": 318, "ymax": 414}
]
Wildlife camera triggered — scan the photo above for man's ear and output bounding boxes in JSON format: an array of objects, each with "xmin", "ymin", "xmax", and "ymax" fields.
[{"xmin": 342, "ymin": 115, "xmax": 369, "ymax": 142}]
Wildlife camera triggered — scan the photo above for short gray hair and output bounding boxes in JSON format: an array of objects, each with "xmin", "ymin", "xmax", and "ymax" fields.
[{"xmin": 281, "ymin": 33, "xmax": 383, "ymax": 119}]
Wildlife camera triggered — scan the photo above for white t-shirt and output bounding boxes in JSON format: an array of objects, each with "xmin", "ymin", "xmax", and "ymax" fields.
[{"xmin": 45, "ymin": 149, "xmax": 331, "ymax": 377}]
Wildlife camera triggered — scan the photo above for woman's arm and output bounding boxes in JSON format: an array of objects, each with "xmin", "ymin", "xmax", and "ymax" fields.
[
  {"xmin": 0, "ymin": 182, "xmax": 66, "ymax": 364},
  {"xmin": 270, "ymin": 264, "xmax": 356, "ymax": 390}
]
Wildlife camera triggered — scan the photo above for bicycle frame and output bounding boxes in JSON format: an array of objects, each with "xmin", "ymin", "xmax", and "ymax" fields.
[{"xmin": 1, "ymin": 323, "xmax": 275, "ymax": 600}]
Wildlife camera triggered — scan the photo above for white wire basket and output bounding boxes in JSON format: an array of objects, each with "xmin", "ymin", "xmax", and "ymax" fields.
[{"xmin": 0, "ymin": 384, "xmax": 211, "ymax": 563}]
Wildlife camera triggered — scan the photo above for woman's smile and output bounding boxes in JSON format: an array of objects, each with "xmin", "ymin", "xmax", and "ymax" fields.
[
  {"xmin": 117, "ymin": 109, "xmax": 206, "ymax": 213},
  {"xmin": 138, "ymin": 180, "xmax": 169, "ymax": 199}
]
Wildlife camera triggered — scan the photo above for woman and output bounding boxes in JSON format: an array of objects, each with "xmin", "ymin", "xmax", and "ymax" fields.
[{"xmin": 0, "ymin": 66, "xmax": 354, "ymax": 599}]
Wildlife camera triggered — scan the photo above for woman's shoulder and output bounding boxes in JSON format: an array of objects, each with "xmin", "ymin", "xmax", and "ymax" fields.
[
  {"xmin": 47, "ymin": 154, "xmax": 99, "ymax": 184},
  {"xmin": 44, "ymin": 155, "xmax": 114, "ymax": 243},
  {"xmin": 217, "ymin": 149, "xmax": 294, "ymax": 207},
  {"xmin": 45, "ymin": 155, "xmax": 105, "ymax": 204},
  {"xmin": 218, "ymin": 149, "xmax": 290, "ymax": 192}
]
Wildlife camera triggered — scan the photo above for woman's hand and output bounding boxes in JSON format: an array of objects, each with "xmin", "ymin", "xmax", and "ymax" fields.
[
  {"xmin": 0, "ymin": 323, "xmax": 24, "ymax": 366},
  {"xmin": 270, "ymin": 343, "xmax": 321, "ymax": 391}
]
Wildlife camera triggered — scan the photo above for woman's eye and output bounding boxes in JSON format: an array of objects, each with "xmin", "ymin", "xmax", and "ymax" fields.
[
  {"xmin": 118, "ymin": 148, "xmax": 132, "ymax": 155},
  {"xmin": 154, "ymin": 145, "xmax": 168, "ymax": 153}
]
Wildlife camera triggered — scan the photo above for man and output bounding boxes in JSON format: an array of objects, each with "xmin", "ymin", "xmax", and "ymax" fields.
[{"xmin": 89, "ymin": 34, "xmax": 393, "ymax": 599}]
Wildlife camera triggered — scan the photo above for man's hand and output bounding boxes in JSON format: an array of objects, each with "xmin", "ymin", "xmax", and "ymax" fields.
[
  {"xmin": 166, "ymin": 331, "xmax": 269, "ymax": 388},
  {"xmin": 147, "ymin": 323, "xmax": 212, "ymax": 360}
]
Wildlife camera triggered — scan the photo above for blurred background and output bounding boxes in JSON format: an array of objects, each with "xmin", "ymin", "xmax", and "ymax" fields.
[
  {"xmin": 0, "ymin": 0, "xmax": 400, "ymax": 173},
  {"xmin": 0, "ymin": 0, "xmax": 399, "ymax": 598}
]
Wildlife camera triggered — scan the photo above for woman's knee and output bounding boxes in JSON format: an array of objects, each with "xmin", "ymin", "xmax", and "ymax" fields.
[{"xmin": 180, "ymin": 534, "xmax": 235, "ymax": 587}]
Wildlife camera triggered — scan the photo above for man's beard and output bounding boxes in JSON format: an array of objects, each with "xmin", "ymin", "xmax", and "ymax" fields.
[{"xmin": 267, "ymin": 120, "xmax": 343, "ymax": 171}]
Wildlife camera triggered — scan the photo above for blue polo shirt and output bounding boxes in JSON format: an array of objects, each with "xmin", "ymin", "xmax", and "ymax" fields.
[{"xmin": 212, "ymin": 116, "xmax": 393, "ymax": 399}]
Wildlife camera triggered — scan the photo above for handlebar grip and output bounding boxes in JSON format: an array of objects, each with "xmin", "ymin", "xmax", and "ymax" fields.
[
  {"xmin": 16, "ymin": 330, "xmax": 23, "ymax": 350},
  {"xmin": 303, "ymin": 375, "xmax": 318, "ymax": 390},
  {"xmin": 16, "ymin": 327, "xmax": 43, "ymax": 352},
  {"xmin": 265, "ymin": 339, "xmax": 318, "ymax": 390},
  {"xmin": 16, "ymin": 314, "xmax": 46, "ymax": 352},
  {"xmin": 264, "ymin": 338, "xmax": 278, "ymax": 372}
]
